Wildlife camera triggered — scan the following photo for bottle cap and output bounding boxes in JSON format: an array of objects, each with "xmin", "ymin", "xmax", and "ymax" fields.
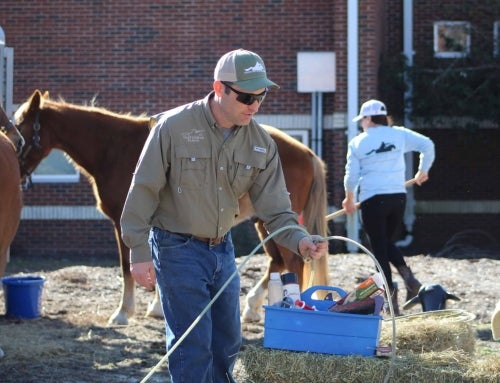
[
  {"xmin": 270, "ymin": 272, "xmax": 281, "ymax": 280},
  {"xmin": 281, "ymin": 272, "xmax": 298, "ymax": 285}
]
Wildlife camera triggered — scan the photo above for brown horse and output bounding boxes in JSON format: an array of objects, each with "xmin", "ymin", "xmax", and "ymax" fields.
[
  {"xmin": 0, "ymin": 105, "xmax": 25, "ymax": 154},
  {"xmin": 14, "ymin": 89, "xmax": 329, "ymax": 324},
  {"xmin": 0, "ymin": 131, "xmax": 23, "ymax": 279},
  {"xmin": 0, "ymin": 106, "xmax": 24, "ymax": 358},
  {"xmin": 0, "ymin": 104, "xmax": 23, "ymax": 279}
]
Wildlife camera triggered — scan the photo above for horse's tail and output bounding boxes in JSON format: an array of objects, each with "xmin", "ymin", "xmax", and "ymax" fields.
[
  {"xmin": 302, "ymin": 153, "xmax": 328, "ymax": 237},
  {"xmin": 302, "ymin": 152, "xmax": 330, "ymax": 288}
]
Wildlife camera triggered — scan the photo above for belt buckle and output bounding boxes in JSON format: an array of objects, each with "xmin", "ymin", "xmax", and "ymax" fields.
[
  {"xmin": 209, "ymin": 237, "xmax": 219, "ymax": 248},
  {"xmin": 209, "ymin": 235, "xmax": 225, "ymax": 248},
  {"xmin": 209, "ymin": 238, "xmax": 216, "ymax": 247}
]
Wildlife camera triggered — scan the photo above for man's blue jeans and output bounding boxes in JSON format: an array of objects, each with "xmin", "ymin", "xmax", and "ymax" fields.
[{"xmin": 150, "ymin": 227, "xmax": 241, "ymax": 383}]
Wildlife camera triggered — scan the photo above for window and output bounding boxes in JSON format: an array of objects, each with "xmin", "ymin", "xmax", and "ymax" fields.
[
  {"xmin": 285, "ymin": 130, "xmax": 309, "ymax": 147},
  {"xmin": 494, "ymin": 21, "xmax": 500, "ymax": 57},
  {"xmin": 434, "ymin": 21, "xmax": 471, "ymax": 58},
  {"xmin": 32, "ymin": 149, "xmax": 80, "ymax": 183}
]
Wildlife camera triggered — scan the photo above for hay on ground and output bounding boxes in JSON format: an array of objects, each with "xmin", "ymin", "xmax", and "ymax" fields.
[
  {"xmin": 241, "ymin": 346, "xmax": 499, "ymax": 383},
  {"xmin": 241, "ymin": 310, "xmax": 499, "ymax": 383},
  {"xmin": 380, "ymin": 309, "xmax": 476, "ymax": 355}
]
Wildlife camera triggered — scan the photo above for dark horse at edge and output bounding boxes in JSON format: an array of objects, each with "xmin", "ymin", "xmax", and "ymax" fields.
[
  {"xmin": 0, "ymin": 105, "xmax": 24, "ymax": 358},
  {"xmin": 14, "ymin": 90, "xmax": 329, "ymax": 324}
]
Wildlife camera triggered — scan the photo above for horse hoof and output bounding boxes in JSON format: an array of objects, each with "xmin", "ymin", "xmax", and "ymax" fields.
[
  {"xmin": 241, "ymin": 306, "xmax": 261, "ymax": 323},
  {"xmin": 145, "ymin": 301, "xmax": 164, "ymax": 319},
  {"xmin": 108, "ymin": 310, "xmax": 129, "ymax": 326}
]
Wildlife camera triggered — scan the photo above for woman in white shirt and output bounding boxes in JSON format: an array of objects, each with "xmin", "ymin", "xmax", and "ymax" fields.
[{"xmin": 342, "ymin": 99, "xmax": 435, "ymax": 315}]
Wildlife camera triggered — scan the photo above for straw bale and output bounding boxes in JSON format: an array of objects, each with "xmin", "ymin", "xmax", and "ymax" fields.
[
  {"xmin": 241, "ymin": 345, "xmax": 499, "ymax": 383},
  {"xmin": 380, "ymin": 310, "xmax": 476, "ymax": 354},
  {"xmin": 241, "ymin": 310, "xmax": 498, "ymax": 383}
]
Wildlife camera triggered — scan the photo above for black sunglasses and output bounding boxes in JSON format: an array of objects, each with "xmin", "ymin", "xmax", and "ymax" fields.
[{"xmin": 221, "ymin": 81, "xmax": 268, "ymax": 105}]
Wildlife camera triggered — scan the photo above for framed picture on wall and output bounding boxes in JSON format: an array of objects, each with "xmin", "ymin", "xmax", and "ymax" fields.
[{"xmin": 434, "ymin": 21, "xmax": 471, "ymax": 58}]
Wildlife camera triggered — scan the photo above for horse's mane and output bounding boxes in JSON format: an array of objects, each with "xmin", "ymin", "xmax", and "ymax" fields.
[
  {"xmin": 43, "ymin": 94, "xmax": 150, "ymax": 123},
  {"xmin": 24, "ymin": 92, "xmax": 151, "ymax": 184}
]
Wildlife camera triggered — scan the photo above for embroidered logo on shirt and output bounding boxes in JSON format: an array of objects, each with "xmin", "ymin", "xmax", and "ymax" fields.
[
  {"xmin": 244, "ymin": 62, "xmax": 265, "ymax": 74},
  {"xmin": 182, "ymin": 129, "xmax": 205, "ymax": 143},
  {"xmin": 253, "ymin": 146, "xmax": 267, "ymax": 153},
  {"xmin": 366, "ymin": 141, "xmax": 396, "ymax": 155}
]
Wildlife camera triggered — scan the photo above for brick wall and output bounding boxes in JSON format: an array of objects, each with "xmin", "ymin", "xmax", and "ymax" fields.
[
  {"xmin": 4, "ymin": 1, "xmax": 341, "ymax": 115},
  {"xmin": 2, "ymin": 0, "xmax": 499, "ymax": 258},
  {"xmin": 2, "ymin": 0, "xmax": 346, "ymax": 258},
  {"xmin": 413, "ymin": 0, "xmax": 498, "ymax": 66}
]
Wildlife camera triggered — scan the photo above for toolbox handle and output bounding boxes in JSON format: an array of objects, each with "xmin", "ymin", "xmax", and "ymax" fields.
[{"xmin": 301, "ymin": 285, "xmax": 347, "ymax": 311}]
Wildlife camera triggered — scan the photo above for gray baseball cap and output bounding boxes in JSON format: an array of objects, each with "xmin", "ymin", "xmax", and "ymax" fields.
[{"xmin": 214, "ymin": 49, "xmax": 279, "ymax": 91}]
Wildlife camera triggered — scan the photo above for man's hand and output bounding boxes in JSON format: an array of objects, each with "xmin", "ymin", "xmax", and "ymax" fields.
[
  {"xmin": 130, "ymin": 260, "xmax": 156, "ymax": 290},
  {"xmin": 298, "ymin": 235, "xmax": 328, "ymax": 262}
]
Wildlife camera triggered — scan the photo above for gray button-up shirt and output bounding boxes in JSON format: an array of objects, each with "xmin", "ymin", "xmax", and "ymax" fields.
[{"xmin": 121, "ymin": 92, "xmax": 305, "ymax": 263}]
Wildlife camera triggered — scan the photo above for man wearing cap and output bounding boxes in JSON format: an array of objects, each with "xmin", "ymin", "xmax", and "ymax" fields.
[
  {"xmin": 342, "ymin": 99, "xmax": 435, "ymax": 316},
  {"xmin": 120, "ymin": 49, "xmax": 327, "ymax": 382}
]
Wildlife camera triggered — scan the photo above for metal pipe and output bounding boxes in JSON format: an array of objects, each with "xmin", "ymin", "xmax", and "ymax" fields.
[
  {"xmin": 399, "ymin": 0, "xmax": 416, "ymax": 248},
  {"xmin": 311, "ymin": 92, "xmax": 317, "ymax": 154},
  {"xmin": 317, "ymin": 92, "xmax": 323, "ymax": 158},
  {"xmin": 346, "ymin": 0, "xmax": 360, "ymax": 251}
]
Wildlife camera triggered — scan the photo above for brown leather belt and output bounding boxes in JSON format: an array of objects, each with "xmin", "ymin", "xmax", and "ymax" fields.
[
  {"xmin": 164, "ymin": 229, "xmax": 226, "ymax": 247},
  {"xmin": 191, "ymin": 235, "xmax": 226, "ymax": 247}
]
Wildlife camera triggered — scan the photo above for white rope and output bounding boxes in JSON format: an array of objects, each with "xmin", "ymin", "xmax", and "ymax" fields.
[
  {"xmin": 140, "ymin": 229, "xmax": 397, "ymax": 383},
  {"xmin": 326, "ymin": 236, "xmax": 396, "ymax": 383},
  {"xmin": 139, "ymin": 224, "xmax": 309, "ymax": 383}
]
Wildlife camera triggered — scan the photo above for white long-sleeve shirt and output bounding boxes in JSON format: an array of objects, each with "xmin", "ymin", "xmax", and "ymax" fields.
[{"xmin": 344, "ymin": 125, "xmax": 435, "ymax": 203}]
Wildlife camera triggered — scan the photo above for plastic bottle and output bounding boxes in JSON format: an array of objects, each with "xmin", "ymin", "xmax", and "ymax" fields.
[
  {"xmin": 281, "ymin": 272, "xmax": 301, "ymax": 304},
  {"xmin": 268, "ymin": 272, "xmax": 284, "ymax": 306}
]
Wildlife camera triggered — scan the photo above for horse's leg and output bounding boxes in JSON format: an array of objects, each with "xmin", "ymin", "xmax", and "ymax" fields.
[
  {"xmin": 108, "ymin": 227, "xmax": 136, "ymax": 325},
  {"xmin": 145, "ymin": 289, "xmax": 163, "ymax": 318},
  {"xmin": 0, "ymin": 245, "xmax": 6, "ymax": 359},
  {"xmin": 241, "ymin": 274, "xmax": 267, "ymax": 322},
  {"xmin": 241, "ymin": 220, "xmax": 286, "ymax": 322},
  {"xmin": 0, "ymin": 246, "xmax": 8, "ymax": 279}
]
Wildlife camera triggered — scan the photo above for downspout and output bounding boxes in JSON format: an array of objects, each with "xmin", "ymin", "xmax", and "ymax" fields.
[
  {"xmin": 0, "ymin": 26, "xmax": 5, "ymax": 110},
  {"xmin": 311, "ymin": 93, "xmax": 317, "ymax": 154},
  {"xmin": 396, "ymin": 0, "xmax": 415, "ymax": 247},
  {"xmin": 346, "ymin": 0, "xmax": 360, "ymax": 251}
]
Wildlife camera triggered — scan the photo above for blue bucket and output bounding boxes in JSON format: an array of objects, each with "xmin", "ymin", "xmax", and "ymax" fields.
[{"xmin": 1, "ymin": 275, "xmax": 46, "ymax": 319}]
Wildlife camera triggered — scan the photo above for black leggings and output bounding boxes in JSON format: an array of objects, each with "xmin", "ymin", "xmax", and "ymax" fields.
[{"xmin": 360, "ymin": 193, "xmax": 407, "ymax": 289}]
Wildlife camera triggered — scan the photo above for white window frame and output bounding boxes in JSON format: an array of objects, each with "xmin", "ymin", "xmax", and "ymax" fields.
[
  {"xmin": 434, "ymin": 21, "xmax": 471, "ymax": 58},
  {"xmin": 284, "ymin": 129, "xmax": 309, "ymax": 147},
  {"xmin": 31, "ymin": 149, "xmax": 80, "ymax": 183}
]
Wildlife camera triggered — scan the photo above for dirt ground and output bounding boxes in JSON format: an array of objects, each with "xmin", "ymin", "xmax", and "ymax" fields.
[{"xmin": 0, "ymin": 247, "xmax": 499, "ymax": 383}]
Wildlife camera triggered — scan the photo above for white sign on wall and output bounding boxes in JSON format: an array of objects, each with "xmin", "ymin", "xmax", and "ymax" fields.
[{"xmin": 297, "ymin": 51, "xmax": 336, "ymax": 93}]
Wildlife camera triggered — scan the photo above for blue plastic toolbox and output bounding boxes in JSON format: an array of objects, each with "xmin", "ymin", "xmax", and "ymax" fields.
[{"xmin": 263, "ymin": 285, "xmax": 382, "ymax": 356}]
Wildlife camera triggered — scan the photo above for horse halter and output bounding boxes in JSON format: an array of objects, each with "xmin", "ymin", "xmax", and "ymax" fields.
[
  {"xmin": 18, "ymin": 109, "xmax": 42, "ymax": 189},
  {"xmin": 0, "ymin": 114, "xmax": 25, "ymax": 154}
]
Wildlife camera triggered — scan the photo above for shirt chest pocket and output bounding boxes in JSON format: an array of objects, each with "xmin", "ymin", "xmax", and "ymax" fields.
[
  {"xmin": 176, "ymin": 146, "xmax": 211, "ymax": 190},
  {"xmin": 231, "ymin": 151, "xmax": 266, "ymax": 196}
]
